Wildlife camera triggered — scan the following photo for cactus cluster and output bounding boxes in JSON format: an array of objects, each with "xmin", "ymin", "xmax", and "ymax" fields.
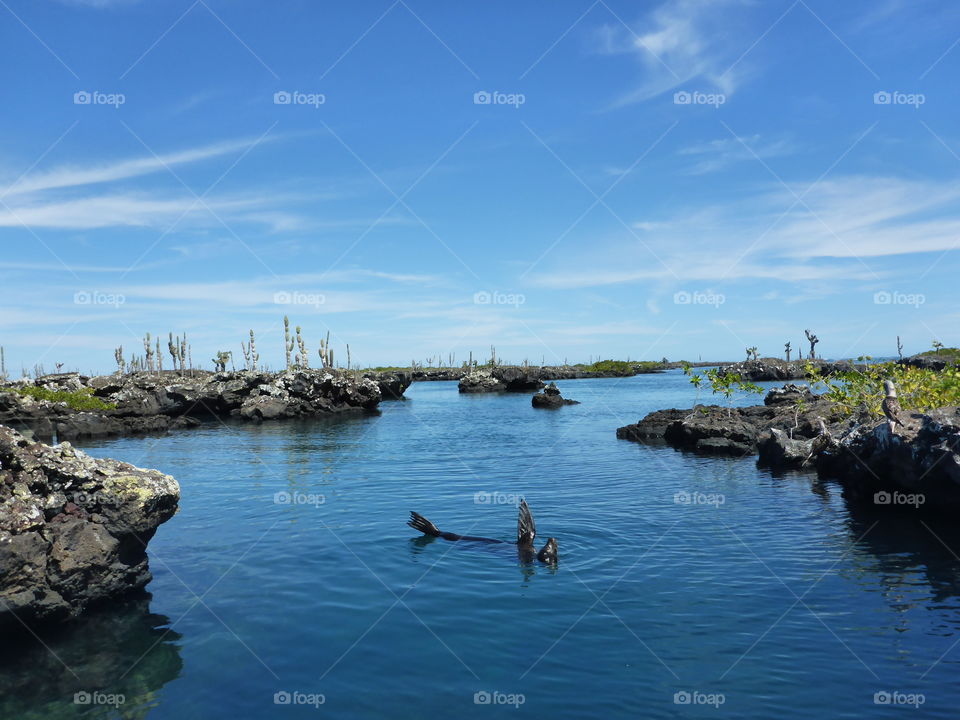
[
  {"xmin": 212, "ymin": 351, "xmax": 232, "ymax": 372},
  {"xmin": 318, "ymin": 330, "xmax": 333, "ymax": 369},
  {"xmin": 805, "ymin": 329, "xmax": 819, "ymax": 360},
  {"xmin": 241, "ymin": 329, "xmax": 260, "ymax": 371}
]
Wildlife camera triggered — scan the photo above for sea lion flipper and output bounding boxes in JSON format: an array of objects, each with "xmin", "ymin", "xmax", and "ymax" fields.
[
  {"xmin": 517, "ymin": 500, "xmax": 536, "ymax": 546},
  {"xmin": 408, "ymin": 511, "xmax": 441, "ymax": 537}
]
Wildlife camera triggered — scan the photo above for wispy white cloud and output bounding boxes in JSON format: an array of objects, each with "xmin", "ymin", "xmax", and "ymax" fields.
[
  {"xmin": 678, "ymin": 135, "xmax": 795, "ymax": 175},
  {"xmin": 529, "ymin": 174, "xmax": 960, "ymax": 289},
  {"xmin": 3, "ymin": 137, "xmax": 272, "ymax": 197},
  {"xmin": 596, "ymin": 0, "xmax": 750, "ymax": 107}
]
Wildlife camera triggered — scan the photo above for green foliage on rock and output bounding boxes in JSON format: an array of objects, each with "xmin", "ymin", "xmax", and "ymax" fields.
[
  {"xmin": 576, "ymin": 359, "xmax": 663, "ymax": 374},
  {"xmin": 6, "ymin": 386, "xmax": 117, "ymax": 411},
  {"xmin": 806, "ymin": 359, "xmax": 960, "ymax": 419}
]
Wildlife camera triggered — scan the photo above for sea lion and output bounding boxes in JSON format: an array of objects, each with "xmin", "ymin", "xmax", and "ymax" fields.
[{"xmin": 408, "ymin": 499, "xmax": 558, "ymax": 563}]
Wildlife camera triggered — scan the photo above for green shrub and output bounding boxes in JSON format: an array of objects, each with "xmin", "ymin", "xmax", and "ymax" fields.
[
  {"xmin": 806, "ymin": 360, "xmax": 960, "ymax": 419},
  {"xmin": 6, "ymin": 386, "xmax": 117, "ymax": 411}
]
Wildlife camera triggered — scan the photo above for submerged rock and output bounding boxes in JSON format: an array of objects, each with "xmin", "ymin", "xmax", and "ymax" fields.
[
  {"xmin": 0, "ymin": 425, "xmax": 180, "ymax": 628},
  {"xmin": 532, "ymin": 382, "xmax": 580, "ymax": 408}
]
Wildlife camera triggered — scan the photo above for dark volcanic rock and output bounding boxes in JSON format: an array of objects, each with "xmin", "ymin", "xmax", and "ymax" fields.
[
  {"xmin": 757, "ymin": 428, "xmax": 815, "ymax": 469},
  {"xmin": 817, "ymin": 407, "xmax": 960, "ymax": 509},
  {"xmin": 617, "ymin": 390, "xmax": 834, "ymax": 458},
  {"xmin": 532, "ymin": 382, "xmax": 580, "ymax": 408},
  {"xmin": 0, "ymin": 369, "xmax": 381, "ymax": 441},
  {"xmin": 0, "ymin": 425, "xmax": 179, "ymax": 628},
  {"xmin": 458, "ymin": 371, "xmax": 506, "ymax": 393},
  {"xmin": 498, "ymin": 367, "xmax": 545, "ymax": 393},
  {"xmin": 367, "ymin": 371, "xmax": 413, "ymax": 400},
  {"xmin": 763, "ymin": 384, "xmax": 818, "ymax": 407},
  {"xmin": 717, "ymin": 359, "xmax": 860, "ymax": 381}
]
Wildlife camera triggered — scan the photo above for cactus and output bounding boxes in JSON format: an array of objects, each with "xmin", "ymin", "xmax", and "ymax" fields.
[
  {"xmin": 168, "ymin": 333, "xmax": 180, "ymax": 372},
  {"xmin": 346, "ymin": 343, "xmax": 351, "ymax": 371},
  {"xmin": 180, "ymin": 334, "xmax": 188, "ymax": 375},
  {"xmin": 212, "ymin": 351, "xmax": 231, "ymax": 372},
  {"xmin": 897, "ymin": 335, "xmax": 904, "ymax": 361},
  {"xmin": 804, "ymin": 329, "xmax": 819, "ymax": 360},
  {"xmin": 0, "ymin": 346, "xmax": 5, "ymax": 380},
  {"xmin": 114, "ymin": 346, "xmax": 125, "ymax": 374},
  {"xmin": 933, "ymin": 339, "xmax": 944, "ymax": 355},
  {"xmin": 284, "ymin": 316, "xmax": 294, "ymax": 369},
  {"xmin": 785, "ymin": 342, "xmax": 791, "ymax": 363},
  {"xmin": 295, "ymin": 326, "xmax": 308, "ymax": 368},
  {"xmin": 318, "ymin": 331, "xmax": 332, "ymax": 369},
  {"xmin": 143, "ymin": 333, "xmax": 154, "ymax": 372},
  {"xmin": 489, "ymin": 345, "xmax": 497, "ymax": 367},
  {"xmin": 156, "ymin": 337, "xmax": 162, "ymax": 373}
]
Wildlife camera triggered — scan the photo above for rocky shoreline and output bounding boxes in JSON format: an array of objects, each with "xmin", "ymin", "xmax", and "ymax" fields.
[
  {"xmin": 0, "ymin": 368, "xmax": 407, "ymax": 442},
  {"xmin": 0, "ymin": 425, "xmax": 179, "ymax": 629},
  {"xmin": 617, "ymin": 384, "xmax": 960, "ymax": 511}
]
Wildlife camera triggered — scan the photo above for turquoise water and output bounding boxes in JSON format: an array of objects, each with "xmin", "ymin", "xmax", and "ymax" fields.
[{"xmin": 5, "ymin": 370, "xmax": 960, "ymax": 718}]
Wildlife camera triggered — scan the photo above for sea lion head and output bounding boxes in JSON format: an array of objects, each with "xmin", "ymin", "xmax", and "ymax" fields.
[{"xmin": 537, "ymin": 537, "xmax": 558, "ymax": 563}]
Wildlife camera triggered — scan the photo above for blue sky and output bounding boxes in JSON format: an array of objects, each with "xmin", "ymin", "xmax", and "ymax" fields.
[{"xmin": 1, "ymin": 0, "xmax": 958, "ymax": 373}]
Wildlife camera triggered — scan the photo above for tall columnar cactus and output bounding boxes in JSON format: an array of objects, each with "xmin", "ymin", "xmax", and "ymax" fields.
[
  {"xmin": 156, "ymin": 337, "xmax": 163, "ymax": 373},
  {"xmin": 168, "ymin": 332, "xmax": 180, "ymax": 372},
  {"xmin": 114, "ymin": 346, "xmax": 125, "ymax": 374},
  {"xmin": 295, "ymin": 326, "xmax": 308, "ymax": 368},
  {"xmin": 490, "ymin": 345, "xmax": 497, "ymax": 367},
  {"xmin": 804, "ymin": 329, "xmax": 819, "ymax": 360},
  {"xmin": 0, "ymin": 346, "xmax": 6, "ymax": 380},
  {"xmin": 346, "ymin": 343, "xmax": 351, "ymax": 371},
  {"xmin": 284, "ymin": 316, "xmax": 294, "ymax": 369},
  {"xmin": 180, "ymin": 334, "xmax": 188, "ymax": 375},
  {"xmin": 143, "ymin": 333, "xmax": 154, "ymax": 373},
  {"xmin": 897, "ymin": 336, "xmax": 904, "ymax": 361},
  {"xmin": 318, "ymin": 331, "xmax": 332, "ymax": 369},
  {"xmin": 785, "ymin": 342, "xmax": 791, "ymax": 362}
]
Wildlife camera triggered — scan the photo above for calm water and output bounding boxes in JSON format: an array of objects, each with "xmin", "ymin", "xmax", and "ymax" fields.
[{"xmin": 5, "ymin": 370, "xmax": 960, "ymax": 719}]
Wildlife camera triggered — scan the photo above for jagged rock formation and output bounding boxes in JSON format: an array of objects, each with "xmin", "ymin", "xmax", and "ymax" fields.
[
  {"xmin": 0, "ymin": 425, "xmax": 180, "ymax": 627},
  {"xmin": 0, "ymin": 369, "xmax": 383, "ymax": 441},
  {"xmin": 532, "ymin": 382, "xmax": 580, "ymax": 408}
]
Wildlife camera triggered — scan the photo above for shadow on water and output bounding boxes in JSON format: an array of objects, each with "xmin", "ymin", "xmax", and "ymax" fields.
[
  {"xmin": 842, "ymin": 499, "xmax": 960, "ymax": 608},
  {"xmin": 0, "ymin": 592, "xmax": 183, "ymax": 720}
]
